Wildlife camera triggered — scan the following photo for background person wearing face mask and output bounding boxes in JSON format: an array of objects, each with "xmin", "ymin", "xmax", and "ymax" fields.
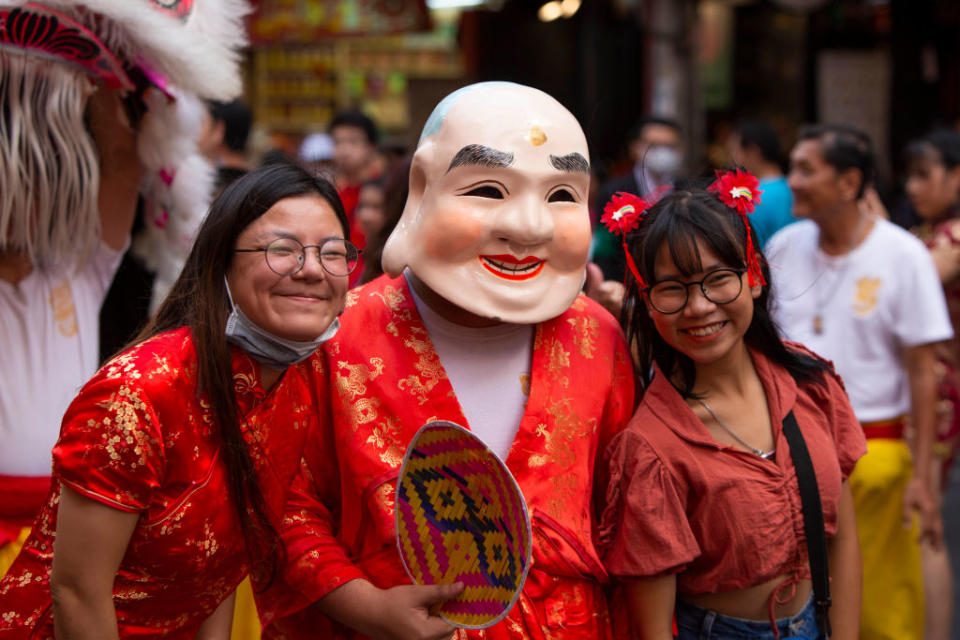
[
  {"xmin": 0, "ymin": 163, "xmax": 356, "ymax": 638},
  {"xmin": 592, "ymin": 116, "xmax": 684, "ymax": 283},
  {"xmin": 257, "ymin": 82, "xmax": 635, "ymax": 640}
]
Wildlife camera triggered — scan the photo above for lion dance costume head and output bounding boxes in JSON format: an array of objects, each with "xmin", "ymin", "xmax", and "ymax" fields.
[{"xmin": 0, "ymin": 0, "xmax": 249, "ymax": 302}]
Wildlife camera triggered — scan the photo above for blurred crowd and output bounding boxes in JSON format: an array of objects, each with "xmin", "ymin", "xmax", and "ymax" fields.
[{"xmin": 5, "ymin": 73, "xmax": 960, "ymax": 639}]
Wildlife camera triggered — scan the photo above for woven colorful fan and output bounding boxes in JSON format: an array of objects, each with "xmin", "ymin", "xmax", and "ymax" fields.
[{"xmin": 395, "ymin": 421, "xmax": 532, "ymax": 629}]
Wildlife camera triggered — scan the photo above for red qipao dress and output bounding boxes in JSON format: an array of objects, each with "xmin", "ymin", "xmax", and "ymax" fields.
[
  {"xmin": 256, "ymin": 274, "xmax": 636, "ymax": 640},
  {"xmin": 0, "ymin": 327, "xmax": 316, "ymax": 638}
]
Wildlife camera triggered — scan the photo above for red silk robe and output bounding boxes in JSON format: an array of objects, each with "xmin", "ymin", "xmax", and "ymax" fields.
[
  {"xmin": 259, "ymin": 275, "xmax": 635, "ymax": 639},
  {"xmin": 0, "ymin": 328, "xmax": 316, "ymax": 638}
]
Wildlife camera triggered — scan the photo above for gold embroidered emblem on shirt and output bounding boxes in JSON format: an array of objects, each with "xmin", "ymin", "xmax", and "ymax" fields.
[
  {"xmin": 48, "ymin": 279, "xmax": 77, "ymax": 337},
  {"xmin": 853, "ymin": 277, "xmax": 882, "ymax": 316}
]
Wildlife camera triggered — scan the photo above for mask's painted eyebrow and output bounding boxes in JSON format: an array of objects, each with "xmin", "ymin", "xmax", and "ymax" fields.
[
  {"xmin": 446, "ymin": 144, "xmax": 515, "ymax": 173},
  {"xmin": 549, "ymin": 152, "xmax": 590, "ymax": 174}
]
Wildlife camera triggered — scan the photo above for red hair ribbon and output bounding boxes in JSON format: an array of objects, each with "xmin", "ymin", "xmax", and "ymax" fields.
[
  {"xmin": 708, "ymin": 169, "xmax": 766, "ymax": 286},
  {"xmin": 601, "ymin": 190, "xmax": 661, "ymax": 288}
]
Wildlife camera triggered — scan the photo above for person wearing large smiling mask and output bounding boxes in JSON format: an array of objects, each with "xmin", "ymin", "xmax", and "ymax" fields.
[
  {"xmin": 0, "ymin": 162, "xmax": 355, "ymax": 638},
  {"xmin": 382, "ymin": 82, "xmax": 594, "ymax": 325},
  {"xmin": 257, "ymin": 82, "xmax": 635, "ymax": 640}
]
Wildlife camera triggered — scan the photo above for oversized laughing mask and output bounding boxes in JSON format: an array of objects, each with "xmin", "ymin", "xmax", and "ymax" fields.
[{"xmin": 382, "ymin": 82, "xmax": 592, "ymax": 324}]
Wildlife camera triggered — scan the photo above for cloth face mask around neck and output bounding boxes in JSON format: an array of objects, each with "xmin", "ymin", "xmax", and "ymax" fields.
[{"xmin": 223, "ymin": 277, "xmax": 340, "ymax": 369}]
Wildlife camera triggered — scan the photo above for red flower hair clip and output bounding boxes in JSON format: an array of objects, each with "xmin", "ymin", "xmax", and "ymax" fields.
[
  {"xmin": 708, "ymin": 169, "xmax": 766, "ymax": 286},
  {"xmin": 601, "ymin": 190, "xmax": 666, "ymax": 288},
  {"xmin": 601, "ymin": 192, "xmax": 648, "ymax": 235}
]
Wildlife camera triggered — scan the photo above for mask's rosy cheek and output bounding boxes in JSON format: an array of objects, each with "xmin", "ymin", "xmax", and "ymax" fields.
[
  {"xmin": 420, "ymin": 208, "xmax": 487, "ymax": 259},
  {"xmin": 550, "ymin": 215, "xmax": 592, "ymax": 270}
]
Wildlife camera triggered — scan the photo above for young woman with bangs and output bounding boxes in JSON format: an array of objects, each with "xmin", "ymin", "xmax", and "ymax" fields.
[{"xmin": 599, "ymin": 178, "xmax": 866, "ymax": 639}]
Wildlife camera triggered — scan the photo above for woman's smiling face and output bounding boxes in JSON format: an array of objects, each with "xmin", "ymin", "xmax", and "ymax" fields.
[
  {"xmin": 226, "ymin": 194, "xmax": 349, "ymax": 342},
  {"xmin": 649, "ymin": 236, "xmax": 760, "ymax": 367}
]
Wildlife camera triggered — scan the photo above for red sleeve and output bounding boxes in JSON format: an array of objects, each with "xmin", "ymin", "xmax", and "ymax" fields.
[
  {"xmin": 598, "ymin": 427, "xmax": 700, "ymax": 578},
  {"xmin": 52, "ymin": 377, "xmax": 164, "ymax": 513},
  {"xmin": 257, "ymin": 354, "xmax": 367, "ymax": 626}
]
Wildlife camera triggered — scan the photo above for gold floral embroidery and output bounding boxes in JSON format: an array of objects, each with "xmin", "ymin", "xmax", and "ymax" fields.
[
  {"xmin": 543, "ymin": 337, "xmax": 570, "ymax": 388},
  {"xmin": 547, "ymin": 474, "xmax": 580, "ymax": 520},
  {"xmin": 530, "ymin": 400, "xmax": 597, "ymax": 471},
  {"xmin": 398, "ymin": 327, "xmax": 445, "ymax": 405},
  {"xmin": 159, "ymin": 508, "xmax": 188, "ymax": 536},
  {"xmin": 232, "ymin": 371, "xmax": 258, "ymax": 397},
  {"xmin": 147, "ymin": 354, "xmax": 174, "ymax": 380},
  {"xmin": 528, "ymin": 454, "xmax": 548, "ymax": 467},
  {"xmin": 345, "ymin": 288, "xmax": 361, "ymax": 309},
  {"xmin": 102, "ymin": 348, "xmax": 145, "ymax": 381},
  {"xmin": 567, "ymin": 316, "xmax": 599, "ymax": 359},
  {"xmin": 528, "ymin": 423, "xmax": 551, "ymax": 468},
  {"xmin": 375, "ymin": 481, "xmax": 395, "ymax": 511},
  {"xmin": 336, "ymin": 358, "xmax": 385, "ymax": 400},
  {"xmin": 386, "ymin": 308, "xmax": 413, "ymax": 338},
  {"xmin": 366, "ymin": 415, "xmax": 404, "ymax": 466},
  {"xmin": 371, "ymin": 285, "xmax": 406, "ymax": 313},
  {"xmin": 96, "ymin": 384, "xmax": 157, "ymax": 471},
  {"xmin": 349, "ymin": 397, "xmax": 382, "ymax": 427},
  {"xmin": 191, "ymin": 521, "xmax": 220, "ymax": 559}
]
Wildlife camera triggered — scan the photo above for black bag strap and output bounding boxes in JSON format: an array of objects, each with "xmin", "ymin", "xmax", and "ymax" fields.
[{"xmin": 782, "ymin": 410, "xmax": 831, "ymax": 639}]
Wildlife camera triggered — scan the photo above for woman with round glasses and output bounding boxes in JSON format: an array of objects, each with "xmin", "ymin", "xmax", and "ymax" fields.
[
  {"xmin": 598, "ymin": 184, "xmax": 866, "ymax": 639},
  {"xmin": 0, "ymin": 162, "xmax": 357, "ymax": 638}
]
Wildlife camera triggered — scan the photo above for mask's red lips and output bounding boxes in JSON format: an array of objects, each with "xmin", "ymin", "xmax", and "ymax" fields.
[{"xmin": 479, "ymin": 255, "xmax": 545, "ymax": 281}]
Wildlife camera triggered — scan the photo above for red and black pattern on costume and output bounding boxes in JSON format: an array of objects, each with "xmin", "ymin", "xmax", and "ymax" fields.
[
  {"xmin": 0, "ymin": 4, "xmax": 132, "ymax": 89},
  {"xmin": 396, "ymin": 423, "xmax": 530, "ymax": 627}
]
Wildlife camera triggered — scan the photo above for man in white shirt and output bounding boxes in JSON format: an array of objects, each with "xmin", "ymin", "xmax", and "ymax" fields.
[
  {"xmin": 767, "ymin": 124, "xmax": 953, "ymax": 640},
  {"xmin": 0, "ymin": 89, "xmax": 141, "ymax": 574}
]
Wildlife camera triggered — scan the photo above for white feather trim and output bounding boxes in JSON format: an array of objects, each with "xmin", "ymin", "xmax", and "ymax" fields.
[{"xmin": 133, "ymin": 87, "xmax": 216, "ymax": 311}]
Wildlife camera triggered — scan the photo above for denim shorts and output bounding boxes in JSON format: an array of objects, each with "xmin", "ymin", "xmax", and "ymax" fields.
[{"xmin": 676, "ymin": 594, "xmax": 820, "ymax": 640}]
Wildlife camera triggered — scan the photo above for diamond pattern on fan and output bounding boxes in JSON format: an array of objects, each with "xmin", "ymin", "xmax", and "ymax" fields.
[{"xmin": 396, "ymin": 421, "xmax": 532, "ymax": 628}]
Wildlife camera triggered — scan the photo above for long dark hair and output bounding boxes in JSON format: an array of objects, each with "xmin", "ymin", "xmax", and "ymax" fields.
[
  {"xmin": 906, "ymin": 129, "xmax": 960, "ymax": 214},
  {"xmin": 621, "ymin": 186, "xmax": 827, "ymax": 397},
  {"xmin": 135, "ymin": 161, "xmax": 348, "ymax": 584}
]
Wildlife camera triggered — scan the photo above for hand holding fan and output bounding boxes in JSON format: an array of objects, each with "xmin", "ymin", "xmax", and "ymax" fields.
[{"xmin": 395, "ymin": 421, "xmax": 532, "ymax": 629}]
